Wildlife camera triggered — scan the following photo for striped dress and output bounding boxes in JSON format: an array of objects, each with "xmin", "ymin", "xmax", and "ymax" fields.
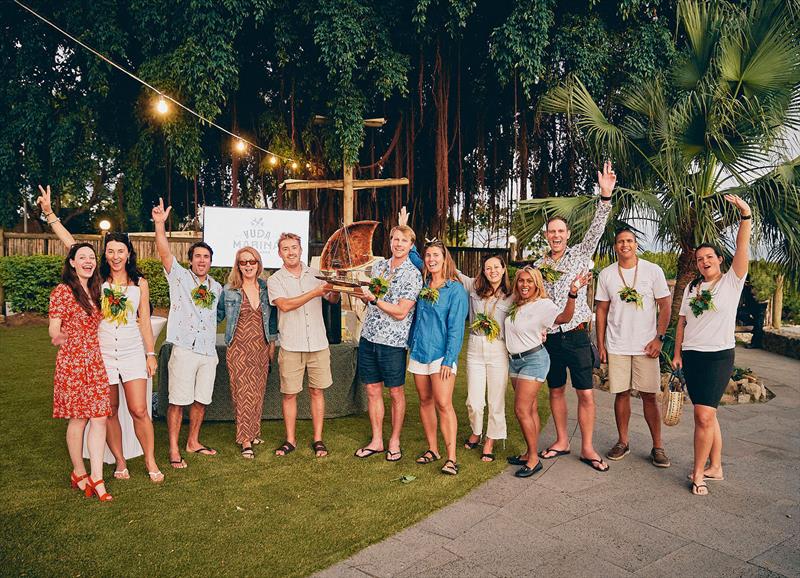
[{"xmin": 226, "ymin": 291, "xmax": 270, "ymax": 443}]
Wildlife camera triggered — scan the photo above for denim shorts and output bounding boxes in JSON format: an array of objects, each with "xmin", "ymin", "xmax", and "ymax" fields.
[
  {"xmin": 358, "ymin": 337, "xmax": 408, "ymax": 388},
  {"xmin": 508, "ymin": 347, "xmax": 550, "ymax": 382}
]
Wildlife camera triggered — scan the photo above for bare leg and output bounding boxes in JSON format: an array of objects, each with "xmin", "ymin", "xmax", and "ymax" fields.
[
  {"xmin": 513, "ymin": 378, "xmax": 543, "ymax": 467},
  {"xmin": 614, "ymin": 391, "xmax": 631, "ymax": 446},
  {"xmin": 691, "ymin": 405, "xmax": 717, "ymax": 494},
  {"xmin": 432, "ymin": 373, "xmax": 458, "ymax": 463},
  {"xmin": 543, "ymin": 386, "xmax": 570, "ymax": 454},
  {"xmin": 704, "ymin": 414, "xmax": 724, "ymax": 478},
  {"xmin": 66, "ymin": 418, "xmax": 89, "ymax": 490},
  {"xmin": 387, "ymin": 386, "xmax": 406, "ymax": 453},
  {"xmin": 186, "ymin": 402, "xmax": 214, "ymax": 454},
  {"xmin": 361, "ymin": 382, "xmax": 385, "ymax": 451},
  {"xmin": 309, "ymin": 388, "xmax": 326, "ymax": 455},
  {"xmin": 640, "ymin": 392, "xmax": 663, "ymax": 448},
  {"xmin": 277, "ymin": 393, "xmax": 297, "ymax": 454},
  {"xmin": 414, "ymin": 374, "xmax": 439, "ymax": 457},
  {"xmin": 167, "ymin": 403, "xmax": 185, "ymax": 466},
  {"xmin": 123, "ymin": 378, "xmax": 160, "ymax": 474},
  {"xmin": 87, "ymin": 416, "xmax": 109, "ymax": 497},
  {"xmin": 106, "ymin": 384, "xmax": 126, "ymax": 475},
  {"xmin": 576, "ymin": 389, "xmax": 603, "ymax": 462}
]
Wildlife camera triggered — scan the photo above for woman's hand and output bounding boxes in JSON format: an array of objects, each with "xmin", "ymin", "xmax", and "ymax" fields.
[
  {"xmin": 723, "ymin": 194, "xmax": 751, "ymax": 217},
  {"xmin": 671, "ymin": 354, "xmax": 682, "ymax": 370},
  {"xmin": 146, "ymin": 355, "xmax": 158, "ymax": 377},
  {"xmin": 51, "ymin": 332, "xmax": 65, "ymax": 347},
  {"xmin": 569, "ymin": 271, "xmax": 592, "ymax": 294},
  {"xmin": 37, "ymin": 185, "xmax": 54, "ymax": 214},
  {"xmin": 439, "ymin": 365, "xmax": 453, "ymax": 380}
]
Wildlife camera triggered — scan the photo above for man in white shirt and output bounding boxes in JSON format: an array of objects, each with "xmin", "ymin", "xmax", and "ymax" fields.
[
  {"xmin": 268, "ymin": 233, "xmax": 338, "ymax": 458},
  {"xmin": 595, "ymin": 228, "xmax": 672, "ymax": 468}
]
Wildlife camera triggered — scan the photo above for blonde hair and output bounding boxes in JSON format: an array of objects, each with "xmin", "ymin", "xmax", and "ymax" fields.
[
  {"xmin": 227, "ymin": 246, "xmax": 263, "ymax": 289},
  {"xmin": 422, "ymin": 240, "xmax": 459, "ymax": 283},
  {"xmin": 512, "ymin": 265, "xmax": 548, "ymax": 305},
  {"xmin": 278, "ymin": 232, "xmax": 302, "ymax": 251},
  {"xmin": 389, "ymin": 225, "xmax": 416, "ymax": 243}
]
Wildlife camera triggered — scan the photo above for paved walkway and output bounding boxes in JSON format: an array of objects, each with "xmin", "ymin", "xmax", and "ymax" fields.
[{"xmin": 317, "ymin": 346, "xmax": 800, "ymax": 578}]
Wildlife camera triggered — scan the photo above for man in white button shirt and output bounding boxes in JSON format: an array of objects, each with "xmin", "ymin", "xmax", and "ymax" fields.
[
  {"xmin": 595, "ymin": 228, "xmax": 672, "ymax": 467},
  {"xmin": 268, "ymin": 233, "xmax": 338, "ymax": 458}
]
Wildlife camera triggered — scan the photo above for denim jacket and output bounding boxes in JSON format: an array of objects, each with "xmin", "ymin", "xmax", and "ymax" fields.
[
  {"xmin": 408, "ymin": 279, "xmax": 468, "ymax": 367},
  {"xmin": 218, "ymin": 278, "xmax": 279, "ymax": 346}
]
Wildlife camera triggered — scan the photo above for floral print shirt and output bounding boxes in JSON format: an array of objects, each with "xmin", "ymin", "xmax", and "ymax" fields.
[
  {"xmin": 360, "ymin": 256, "xmax": 423, "ymax": 348},
  {"xmin": 164, "ymin": 256, "xmax": 222, "ymax": 357}
]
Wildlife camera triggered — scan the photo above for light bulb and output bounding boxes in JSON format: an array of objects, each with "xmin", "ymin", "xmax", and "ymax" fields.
[
  {"xmin": 235, "ymin": 139, "xmax": 247, "ymax": 153},
  {"xmin": 155, "ymin": 96, "xmax": 169, "ymax": 115},
  {"xmin": 269, "ymin": 156, "xmax": 278, "ymax": 166}
]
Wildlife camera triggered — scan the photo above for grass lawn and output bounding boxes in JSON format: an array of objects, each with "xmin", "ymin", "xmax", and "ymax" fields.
[{"xmin": 0, "ymin": 324, "xmax": 549, "ymax": 577}]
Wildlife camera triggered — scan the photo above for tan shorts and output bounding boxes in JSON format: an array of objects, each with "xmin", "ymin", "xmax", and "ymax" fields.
[
  {"xmin": 278, "ymin": 348, "xmax": 333, "ymax": 395},
  {"xmin": 607, "ymin": 353, "xmax": 660, "ymax": 394},
  {"xmin": 168, "ymin": 345, "xmax": 218, "ymax": 405}
]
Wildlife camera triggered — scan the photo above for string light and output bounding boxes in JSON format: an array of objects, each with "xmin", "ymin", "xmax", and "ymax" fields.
[
  {"xmin": 291, "ymin": 161, "xmax": 298, "ymax": 170},
  {"xmin": 13, "ymin": 0, "xmax": 315, "ymax": 171}
]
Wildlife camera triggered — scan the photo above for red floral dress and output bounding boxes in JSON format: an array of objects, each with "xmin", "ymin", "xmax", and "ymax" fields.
[{"xmin": 49, "ymin": 284, "xmax": 111, "ymax": 419}]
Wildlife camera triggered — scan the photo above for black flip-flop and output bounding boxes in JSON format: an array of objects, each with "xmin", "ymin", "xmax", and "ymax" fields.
[
  {"xmin": 354, "ymin": 447, "xmax": 383, "ymax": 458},
  {"xmin": 514, "ymin": 461, "xmax": 543, "ymax": 478},
  {"xmin": 481, "ymin": 453, "xmax": 495, "ymax": 462},
  {"xmin": 274, "ymin": 441, "xmax": 296, "ymax": 456},
  {"xmin": 441, "ymin": 459, "xmax": 459, "ymax": 475},
  {"xmin": 385, "ymin": 449, "xmax": 403, "ymax": 462},
  {"xmin": 311, "ymin": 440, "xmax": 329, "ymax": 458},
  {"xmin": 579, "ymin": 456, "xmax": 609, "ymax": 472},
  {"xmin": 240, "ymin": 447, "xmax": 255, "ymax": 459},
  {"xmin": 169, "ymin": 456, "xmax": 187, "ymax": 469},
  {"xmin": 538, "ymin": 447, "xmax": 570, "ymax": 460},
  {"xmin": 192, "ymin": 445, "xmax": 217, "ymax": 456},
  {"xmin": 463, "ymin": 437, "xmax": 480, "ymax": 450},
  {"xmin": 416, "ymin": 449, "xmax": 441, "ymax": 464}
]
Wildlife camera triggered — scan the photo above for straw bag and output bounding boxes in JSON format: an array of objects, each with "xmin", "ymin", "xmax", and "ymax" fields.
[{"xmin": 662, "ymin": 369, "xmax": 686, "ymax": 427}]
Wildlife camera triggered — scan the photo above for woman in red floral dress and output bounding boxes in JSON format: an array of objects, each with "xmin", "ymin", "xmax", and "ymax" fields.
[{"xmin": 49, "ymin": 242, "xmax": 113, "ymax": 501}]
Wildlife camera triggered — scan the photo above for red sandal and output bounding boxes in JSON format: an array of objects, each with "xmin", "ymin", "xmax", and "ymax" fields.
[
  {"xmin": 70, "ymin": 471, "xmax": 88, "ymax": 491},
  {"xmin": 85, "ymin": 477, "xmax": 113, "ymax": 502}
]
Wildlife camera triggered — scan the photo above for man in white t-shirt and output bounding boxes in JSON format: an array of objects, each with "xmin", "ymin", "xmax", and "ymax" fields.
[{"xmin": 595, "ymin": 229, "xmax": 672, "ymax": 468}]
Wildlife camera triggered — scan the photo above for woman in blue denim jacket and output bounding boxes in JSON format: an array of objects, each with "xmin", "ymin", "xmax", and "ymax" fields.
[
  {"xmin": 408, "ymin": 239, "xmax": 468, "ymax": 475},
  {"xmin": 218, "ymin": 246, "xmax": 278, "ymax": 458}
]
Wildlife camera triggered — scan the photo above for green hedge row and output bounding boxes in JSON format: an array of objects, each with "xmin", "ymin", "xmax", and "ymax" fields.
[{"xmin": 0, "ymin": 256, "xmax": 229, "ymax": 315}]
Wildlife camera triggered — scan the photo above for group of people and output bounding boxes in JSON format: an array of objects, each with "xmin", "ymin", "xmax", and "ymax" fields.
[{"xmin": 41, "ymin": 159, "xmax": 752, "ymax": 500}]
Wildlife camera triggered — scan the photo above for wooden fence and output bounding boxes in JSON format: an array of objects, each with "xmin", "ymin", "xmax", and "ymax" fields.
[{"xmin": 0, "ymin": 230, "xmax": 508, "ymax": 278}]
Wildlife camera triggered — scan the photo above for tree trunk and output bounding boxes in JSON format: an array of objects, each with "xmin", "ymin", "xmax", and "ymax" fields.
[
  {"xmin": 772, "ymin": 274, "xmax": 784, "ymax": 329},
  {"xmin": 433, "ymin": 39, "xmax": 450, "ymax": 239},
  {"xmin": 672, "ymin": 245, "xmax": 697, "ymax": 325}
]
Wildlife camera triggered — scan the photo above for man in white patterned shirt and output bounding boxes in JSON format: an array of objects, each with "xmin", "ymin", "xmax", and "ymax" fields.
[{"xmin": 535, "ymin": 161, "xmax": 616, "ymax": 472}]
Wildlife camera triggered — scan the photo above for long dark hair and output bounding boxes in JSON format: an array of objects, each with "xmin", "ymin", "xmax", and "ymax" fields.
[
  {"xmin": 100, "ymin": 232, "xmax": 143, "ymax": 285},
  {"xmin": 473, "ymin": 254, "xmax": 511, "ymax": 299},
  {"xmin": 688, "ymin": 242, "xmax": 725, "ymax": 291},
  {"xmin": 62, "ymin": 242, "xmax": 102, "ymax": 315}
]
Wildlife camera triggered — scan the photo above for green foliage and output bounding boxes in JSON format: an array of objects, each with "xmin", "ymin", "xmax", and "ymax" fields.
[
  {"xmin": 748, "ymin": 261, "xmax": 779, "ymax": 301},
  {"xmin": 731, "ymin": 366, "xmax": 753, "ymax": 380},
  {"xmin": 0, "ymin": 255, "xmax": 65, "ymax": 315}
]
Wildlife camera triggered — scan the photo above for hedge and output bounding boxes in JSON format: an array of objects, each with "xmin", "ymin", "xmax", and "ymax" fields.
[{"xmin": 0, "ymin": 256, "xmax": 229, "ymax": 314}]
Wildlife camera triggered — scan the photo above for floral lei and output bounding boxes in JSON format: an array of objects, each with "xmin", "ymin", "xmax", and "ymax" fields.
[
  {"xmin": 688, "ymin": 276, "xmax": 721, "ymax": 317},
  {"xmin": 368, "ymin": 276, "xmax": 390, "ymax": 299},
  {"xmin": 538, "ymin": 263, "xmax": 563, "ymax": 284},
  {"xmin": 617, "ymin": 260, "xmax": 643, "ymax": 309},
  {"xmin": 419, "ymin": 286, "xmax": 440, "ymax": 304},
  {"xmin": 469, "ymin": 294, "xmax": 501, "ymax": 341},
  {"xmin": 101, "ymin": 284, "xmax": 134, "ymax": 326}
]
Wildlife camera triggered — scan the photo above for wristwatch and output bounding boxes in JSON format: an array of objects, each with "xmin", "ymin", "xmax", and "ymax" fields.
[{"xmin": 657, "ymin": 334, "xmax": 665, "ymax": 342}]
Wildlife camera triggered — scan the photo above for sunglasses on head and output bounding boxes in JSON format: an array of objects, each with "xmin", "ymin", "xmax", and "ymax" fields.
[{"xmin": 238, "ymin": 259, "xmax": 259, "ymax": 266}]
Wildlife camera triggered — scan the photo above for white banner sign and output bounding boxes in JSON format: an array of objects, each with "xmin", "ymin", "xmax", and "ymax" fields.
[{"xmin": 202, "ymin": 206, "xmax": 310, "ymax": 268}]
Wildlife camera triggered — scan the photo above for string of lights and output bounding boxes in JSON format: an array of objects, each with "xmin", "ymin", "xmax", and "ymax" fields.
[{"xmin": 13, "ymin": 0, "xmax": 310, "ymax": 169}]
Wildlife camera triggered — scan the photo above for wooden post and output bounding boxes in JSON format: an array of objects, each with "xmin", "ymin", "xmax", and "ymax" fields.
[
  {"xmin": 772, "ymin": 274, "xmax": 784, "ymax": 330},
  {"xmin": 0, "ymin": 228, "xmax": 5, "ymax": 321},
  {"xmin": 343, "ymin": 162, "xmax": 354, "ymax": 226}
]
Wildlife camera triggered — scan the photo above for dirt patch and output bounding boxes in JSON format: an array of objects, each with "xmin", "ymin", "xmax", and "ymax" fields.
[{"xmin": 3, "ymin": 312, "xmax": 49, "ymax": 327}]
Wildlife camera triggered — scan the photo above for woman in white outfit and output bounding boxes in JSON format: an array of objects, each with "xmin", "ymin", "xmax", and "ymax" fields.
[
  {"xmin": 459, "ymin": 255, "xmax": 513, "ymax": 462},
  {"xmin": 38, "ymin": 186, "xmax": 163, "ymax": 482}
]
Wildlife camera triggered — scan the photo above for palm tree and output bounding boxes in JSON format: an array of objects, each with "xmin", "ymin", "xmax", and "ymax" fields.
[{"xmin": 514, "ymin": 0, "xmax": 800, "ymax": 321}]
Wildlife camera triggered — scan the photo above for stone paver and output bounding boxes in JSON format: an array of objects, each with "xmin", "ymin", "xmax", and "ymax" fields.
[{"xmin": 316, "ymin": 346, "xmax": 800, "ymax": 578}]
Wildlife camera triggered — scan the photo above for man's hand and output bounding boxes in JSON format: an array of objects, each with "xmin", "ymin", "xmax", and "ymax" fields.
[
  {"xmin": 267, "ymin": 341, "xmax": 276, "ymax": 362},
  {"xmin": 643, "ymin": 337, "xmax": 662, "ymax": 358},
  {"xmin": 598, "ymin": 343, "xmax": 608, "ymax": 364},
  {"xmin": 37, "ymin": 185, "xmax": 54, "ymax": 214},
  {"xmin": 152, "ymin": 197, "xmax": 172, "ymax": 224},
  {"xmin": 597, "ymin": 160, "xmax": 616, "ymax": 197},
  {"xmin": 359, "ymin": 286, "xmax": 377, "ymax": 303},
  {"xmin": 398, "ymin": 206, "xmax": 409, "ymax": 227}
]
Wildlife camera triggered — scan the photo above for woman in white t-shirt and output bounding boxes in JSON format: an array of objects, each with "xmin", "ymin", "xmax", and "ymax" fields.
[
  {"xmin": 673, "ymin": 195, "xmax": 752, "ymax": 496},
  {"xmin": 504, "ymin": 266, "xmax": 590, "ymax": 478}
]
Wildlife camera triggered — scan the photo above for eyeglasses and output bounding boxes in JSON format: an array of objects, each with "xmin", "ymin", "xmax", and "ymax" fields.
[{"xmin": 238, "ymin": 259, "xmax": 259, "ymax": 266}]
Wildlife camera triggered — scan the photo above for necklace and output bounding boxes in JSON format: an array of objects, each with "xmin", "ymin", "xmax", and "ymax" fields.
[{"xmin": 616, "ymin": 259, "xmax": 643, "ymax": 309}]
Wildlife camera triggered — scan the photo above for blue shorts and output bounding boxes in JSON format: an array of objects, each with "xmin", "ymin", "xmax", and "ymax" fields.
[
  {"xmin": 508, "ymin": 347, "xmax": 550, "ymax": 382},
  {"xmin": 358, "ymin": 337, "xmax": 408, "ymax": 388}
]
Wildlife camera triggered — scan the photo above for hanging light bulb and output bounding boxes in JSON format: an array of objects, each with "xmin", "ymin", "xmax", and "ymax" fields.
[
  {"xmin": 234, "ymin": 139, "xmax": 247, "ymax": 153},
  {"xmin": 269, "ymin": 156, "xmax": 278, "ymax": 166},
  {"xmin": 305, "ymin": 162, "xmax": 311, "ymax": 169},
  {"xmin": 291, "ymin": 161, "xmax": 298, "ymax": 170},
  {"xmin": 155, "ymin": 96, "xmax": 169, "ymax": 115}
]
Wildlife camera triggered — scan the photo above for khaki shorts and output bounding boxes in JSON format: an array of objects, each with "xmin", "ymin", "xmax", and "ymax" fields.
[
  {"xmin": 168, "ymin": 345, "xmax": 218, "ymax": 405},
  {"xmin": 607, "ymin": 353, "xmax": 660, "ymax": 394},
  {"xmin": 278, "ymin": 348, "xmax": 333, "ymax": 395}
]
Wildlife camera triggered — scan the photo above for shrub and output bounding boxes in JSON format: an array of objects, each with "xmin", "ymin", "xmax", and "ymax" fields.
[{"xmin": 0, "ymin": 255, "xmax": 231, "ymax": 313}]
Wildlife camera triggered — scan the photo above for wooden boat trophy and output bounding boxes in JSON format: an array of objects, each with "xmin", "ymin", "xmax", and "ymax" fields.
[{"xmin": 316, "ymin": 221, "xmax": 379, "ymax": 294}]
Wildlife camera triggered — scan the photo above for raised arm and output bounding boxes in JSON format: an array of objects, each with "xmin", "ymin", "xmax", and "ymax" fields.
[
  {"xmin": 576, "ymin": 161, "xmax": 616, "ymax": 257},
  {"xmin": 151, "ymin": 197, "xmax": 174, "ymax": 273},
  {"xmin": 36, "ymin": 185, "xmax": 76, "ymax": 248},
  {"xmin": 554, "ymin": 274, "xmax": 590, "ymax": 325},
  {"xmin": 725, "ymin": 194, "xmax": 752, "ymax": 279}
]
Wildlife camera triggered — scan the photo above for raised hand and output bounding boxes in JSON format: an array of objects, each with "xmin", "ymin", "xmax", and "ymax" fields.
[
  {"xmin": 597, "ymin": 160, "xmax": 616, "ymax": 197},
  {"xmin": 723, "ymin": 194, "xmax": 751, "ymax": 217},
  {"xmin": 569, "ymin": 271, "xmax": 592, "ymax": 294},
  {"xmin": 398, "ymin": 206, "xmax": 410, "ymax": 227},
  {"xmin": 37, "ymin": 185, "xmax": 53, "ymax": 214},
  {"xmin": 152, "ymin": 197, "xmax": 172, "ymax": 224}
]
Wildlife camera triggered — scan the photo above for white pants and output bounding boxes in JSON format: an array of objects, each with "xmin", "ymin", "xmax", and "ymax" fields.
[{"xmin": 466, "ymin": 335, "xmax": 509, "ymax": 440}]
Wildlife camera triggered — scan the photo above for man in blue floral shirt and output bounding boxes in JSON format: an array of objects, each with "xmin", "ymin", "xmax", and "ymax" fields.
[{"xmin": 354, "ymin": 221, "xmax": 423, "ymax": 462}]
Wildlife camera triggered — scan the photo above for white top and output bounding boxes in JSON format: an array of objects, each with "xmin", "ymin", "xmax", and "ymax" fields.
[
  {"xmin": 458, "ymin": 272, "xmax": 514, "ymax": 341},
  {"xmin": 504, "ymin": 298, "xmax": 561, "ymax": 355},
  {"xmin": 595, "ymin": 259, "xmax": 671, "ymax": 355},
  {"xmin": 164, "ymin": 257, "xmax": 222, "ymax": 357},
  {"xmin": 267, "ymin": 265, "xmax": 329, "ymax": 352},
  {"xmin": 679, "ymin": 268, "xmax": 746, "ymax": 352}
]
